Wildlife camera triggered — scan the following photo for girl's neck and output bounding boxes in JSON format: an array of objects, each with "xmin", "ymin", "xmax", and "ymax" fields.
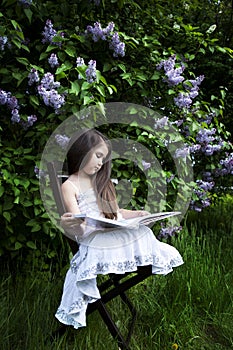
[{"xmin": 70, "ymin": 171, "xmax": 95, "ymax": 192}]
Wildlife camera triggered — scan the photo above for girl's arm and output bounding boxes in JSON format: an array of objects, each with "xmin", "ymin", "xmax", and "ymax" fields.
[
  {"xmin": 60, "ymin": 180, "xmax": 86, "ymax": 240},
  {"xmin": 119, "ymin": 208, "xmax": 150, "ymax": 219}
]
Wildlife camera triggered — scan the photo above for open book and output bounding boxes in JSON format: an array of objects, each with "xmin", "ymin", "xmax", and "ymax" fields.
[{"xmin": 73, "ymin": 211, "xmax": 181, "ymax": 229}]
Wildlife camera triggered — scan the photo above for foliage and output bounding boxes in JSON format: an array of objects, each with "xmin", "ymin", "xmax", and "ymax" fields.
[{"xmin": 0, "ymin": 0, "xmax": 233, "ymax": 262}]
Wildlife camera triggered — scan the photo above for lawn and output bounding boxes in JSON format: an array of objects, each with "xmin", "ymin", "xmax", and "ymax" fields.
[{"xmin": 1, "ymin": 197, "xmax": 233, "ymax": 350}]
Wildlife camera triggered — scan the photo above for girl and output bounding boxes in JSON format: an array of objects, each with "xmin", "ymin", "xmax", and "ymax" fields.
[{"xmin": 56, "ymin": 129, "xmax": 183, "ymax": 329}]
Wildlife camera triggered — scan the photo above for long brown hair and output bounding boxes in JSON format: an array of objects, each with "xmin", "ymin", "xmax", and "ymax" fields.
[{"xmin": 67, "ymin": 129, "xmax": 118, "ymax": 219}]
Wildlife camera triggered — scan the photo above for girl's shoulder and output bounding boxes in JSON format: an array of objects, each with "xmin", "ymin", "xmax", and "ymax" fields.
[{"xmin": 62, "ymin": 178, "xmax": 80, "ymax": 194}]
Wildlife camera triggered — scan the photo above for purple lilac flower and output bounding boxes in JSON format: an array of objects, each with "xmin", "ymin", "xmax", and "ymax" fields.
[
  {"xmin": 166, "ymin": 174, "xmax": 175, "ymax": 183},
  {"xmin": 86, "ymin": 22, "xmax": 105, "ymax": 42},
  {"xmin": 37, "ymin": 72, "xmax": 65, "ymax": 111},
  {"xmin": 109, "ymin": 32, "xmax": 125, "ymax": 57},
  {"xmin": 85, "ymin": 60, "xmax": 97, "ymax": 83},
  {"xmin": 196, "ymin": 179, "xmax": 214, "ymax": 191},
  {"xmin": 86, "ymin": 22, "xmax": 124, "ymax": 57},
  {"xmin": 42, "ymin": 19, "xmax": 64, "ymax": 46},
  {"xmin": 174, "ymin": 146, "xmax": 190, "ymax": 159},
  {"xmin": 189, "ymin": 144, "xmax": 201, "ymax": 153},
  {"xmin": 202, "ymin": 171, "xmax": 213, "ymax": 182},
  {"xmin": 215, "ymin": 153, "xmax": 233, "ymax": 176},
  {"xmin": 174, "ymin": 92, "xmax": 192, "ymax": 109},
  {"xmin": 11, "ymin": 109, "xmax": 21, "ymax": 123},
  {"xmin": 76, "ymin": 57, "xmax": 85, "ymax": 67},
  {"xmin": 21, "ymin": 115, "xmax": 37, "ymax": 129},
  {"xmin": 34, "ymin": 166, "xmax": 46, "ymax": 179},
  {"xmin": 86, "ymin": 22, "xmax": 115, "ymax": 41},
  {"xmin": 28, "ymin": 68, "xmax": 40, "ymax": 86},
  {"xmin": 154, "ymin": 116, "xmax": 169, "ymax": 129},
  {"xmin": 0, "ymin": 36, "xmax": 8, "ymax": 51},
  {"xmin": 76, "ymin": 57, "xmax": 85, "ymax": 79},
  {"xmin": 157, "ymin": 55, "xmax": 176, "ymax": 72},
  {"xmin": 18, "ymin": 0, "xmax": 32, "ymax": 7},
  {"xmin": 0, "ymin": 89, "xmax": 8, "ymax": 104},
  {"xmin": 40, "ymin": 72, "xmax": 60, "ymax": 90},
  {"xmin": 7, "ymin": 95, "xmax": 19, "ymax": 110},
  {"xmin": 55, "ymin": 134, "xmax": 70, "ymax": 149},
  {"xmin": 195, "ymin": 128, "xmax": 223, "ymax": 155},
  {"xmin": 38, "ymin": 87, "xmax": 65, "ymax": 110},
  {"xmin": 141, "ymin": 160, "xmax": 151, "ymax": 170},
  {"xmin": 190, "ymin": 178, "xmax": 214, "ymax": 212},
  {"xmin": 48, "ymin": 53, "xmax": 59, "ymax": 68},
  {"xmin": 196, "ymin": 128, "xmax": 215, "ymax": 143},
  {"xmin": 158, "ymin": 224, "xmax": 182, "ymax": 240},
  {"xmin": 157, "ymin": 55, "xmax": 185, "ymax": 86}
]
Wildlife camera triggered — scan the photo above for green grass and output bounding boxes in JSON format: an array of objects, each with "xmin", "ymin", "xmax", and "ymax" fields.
[{"xmin": 1, "ymin": 198, "xmax": 233, "ymax": 350}]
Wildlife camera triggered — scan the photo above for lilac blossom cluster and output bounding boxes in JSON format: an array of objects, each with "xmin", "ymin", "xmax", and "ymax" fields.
[
  {"xmin": 28, "ymin": 68, "xmax": 40, "ymax": 86},
  {"xmin": 141, "ymin": 160, "xmax": 151, "ymax": 170},
  {"xmin": 37, "ymin": 72, "xmax": 65, "ymax": 112},
  {"xmin": 55, "ymin": 134, "xmax": 70, "ymax": 149},
  {"xmin": 18, "ymin": 0, "xmax": 32, "ymax": 7},
  {"xmin": 85, "ymin": 22, "xmax": 125, "ymax": 57},
  {"xmin": 0, "ymin": 36, "xmax": 8, "ymax": 51},
  {"xmin": 215, "ymin": 153, "xmax": 233, "ymax": 176},
  {"xmin": 195, "ymin": 128, "xmax": 223, "ymax": 156},
  {"xmin": 85, "ymin": 60, "xmax": 97, "ymax": 83},
  {"xmin": 154, "ymin": 116, "xmax": 169, "ymax": 129},
  {"xmin": 157, "ymin": 55, "xmax": 204, "ymax": 109},
  {"xmin": 76, "ymin": 57, "xmax": 97, "ymax": 83},
  {"xmin": 0, "ymin": 88, "xmax": 37, "ymax": 128},
  {"xmin": 42, "ymin": 20, "xmax": 64, "ymax": 47},
  {"xmin": 34, "ymin": 166, "xmax": 46, "ymax": 179},
  {"xmin": 158, "ymin": 224, "xmax": 182, "ymax": 240},
  {"xmin": 190, "ymin": 179, "xmax": 215, "ymax": 212},
  {"xmin": 156, "ymin": 55, "xmax": 185, "ymax": 86},
  {"xmin": 48, "ymin": 53, "xmax": 59, "ymax": 68}
]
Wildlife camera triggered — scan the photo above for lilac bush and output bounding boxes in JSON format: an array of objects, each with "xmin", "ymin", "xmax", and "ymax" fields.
[
  {"xmin": 156, "ymin": 54, "xmax": 232, "ymax": 221},
  {"xmin": 0, "ymin": 0, "xmax": 232, "ymax": 259}
]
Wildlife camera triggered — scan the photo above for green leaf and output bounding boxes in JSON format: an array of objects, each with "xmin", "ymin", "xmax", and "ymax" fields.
[
  {"xmin": 24, "ymin": 8, "xmax": 33, "ymax": 23},
  {"xmin": 65, "ymin": 47, "xmax": 76, "ymax": 57},
  {"xmin": 151, "ymin": 71, "xmax": 160, "ymax": 80},
  {"xmin": 29, "ymin": 95, "xmax": 40, "ymax": 106},
  {"xmin": 0, "ymin": 186, "xmax": 4, "ymax": 197},
  {"xmin": 16, "ymin": 57, "xmax": 30, "ymax": 66},
  {"xmin": 31, "ymin": 224, "xmax": 41, "ymax": 232},
  {"xmin": 11, "ymin": 20, "xmax": 20, "ymax": 30},
  {"xmin": 70, "ymin": 81, "xmax": 80, "ymax": 95},
  {"xmin": 118, "ymin": 64, "xmax": 126, "ymax": 73},
  {"xmin": 3, "ymin": 211, "xmax": 11, "ymax": 222},
  {"xmin": 96, "ymin": 85, "xmax": 106, "ymax": 97},
  {"xmin": 14, "ymin": 242, "xmax": 23, "ymax": 250},
  {"xmin": 26, "ymin": 241, "xmax": 37, "ymax": 249},
  {"xmin": 81, "ymin": 81, "xmax": 91, "ymax": 90},
  {"xmin": 56, "ymin": 62, "xmax": 73, "ymax": 74},
  {"xmin": 83, "ymin": 96, "xmax": 92, "ymax": 105},
  {"xmin": 103, "ymin": 63, "xmax": 112, "ymax": 72}
]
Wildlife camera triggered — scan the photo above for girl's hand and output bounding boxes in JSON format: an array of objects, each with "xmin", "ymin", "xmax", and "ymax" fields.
[
  {"xmin": 137, "ymin": 210, "xmax": 150, "ymax": 217},
  {"xmin": 60, "ymin": 212, "xmax": 84, "ymax": 229}
]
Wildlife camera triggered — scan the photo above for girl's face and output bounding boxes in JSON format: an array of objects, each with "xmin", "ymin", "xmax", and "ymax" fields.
[{"xmin": 80, "ymin": 142, "xmax": 109, "ymax": 176}]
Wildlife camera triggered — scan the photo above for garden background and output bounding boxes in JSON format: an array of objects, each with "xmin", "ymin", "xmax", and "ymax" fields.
[{"xmin": 0, "ymin": 0, "xmax": 233, "ymax": 349}]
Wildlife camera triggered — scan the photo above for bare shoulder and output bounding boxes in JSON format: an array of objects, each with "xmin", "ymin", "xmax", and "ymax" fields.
[{"xmin": 61, "ymin": 178, "xmax": 79, "ymax": 195}]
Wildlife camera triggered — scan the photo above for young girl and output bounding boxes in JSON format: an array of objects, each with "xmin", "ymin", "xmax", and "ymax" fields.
[{"xmin": 55, "ymin": 129, "xmax": 183, "ymax": 329}]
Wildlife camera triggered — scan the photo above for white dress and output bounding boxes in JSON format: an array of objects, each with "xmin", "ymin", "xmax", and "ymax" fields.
[{"xmin": 55, "ymin": 188, "xmax": 184, "ymax": 329}]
